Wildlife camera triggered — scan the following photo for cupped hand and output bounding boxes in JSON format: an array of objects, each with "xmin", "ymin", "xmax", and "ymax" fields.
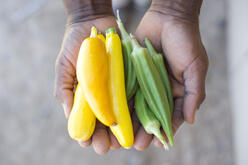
[
  {"xmin": 54, "ymin": 15, "xmax": 124, "ymax": 154},
  {"xmin": 55, "ymin": 0, "xmax": 208, "ymax": 154},
  {"xmin": 133, "ymin": 1, "xmax": 208, "ymax": 150}
]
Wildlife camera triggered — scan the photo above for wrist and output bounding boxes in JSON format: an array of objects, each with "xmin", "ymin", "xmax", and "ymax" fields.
[
  {"xmin": 149, "ymin": 0, "xmax": 203, "ymax": 23},
  {"xmin": 63, "ymin": 0, "xmax": 114, "ymax": 25}
]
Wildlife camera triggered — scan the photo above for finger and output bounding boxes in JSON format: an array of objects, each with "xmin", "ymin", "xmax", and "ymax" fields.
[
  {"xmin": 135, "ymin": 13, "xmax": 163, "ymax": 51},
  {"xmin": 54, "ymin": 54, "xmax": 76, "ymax": 118},
  {"xmin": 183, "ymin": 55, "xmax": 207, "ymax": 124},
  {"xmin": 170, "ymin": 77, "xmax": 185, "ymax": 98},
  {"xmin": 172, "ymin": 98, "xmax": 184, "ymax": 135},
  {"xmin": 61, "ymin": 91, "xmax": 74, "ymax": 118},
  {"xmin": 153, "ymin": 137, "xmax": 163, "ymax": 148},
  {"xmin": 108, "ymin": 129, "xmax": 121, "ymax": 150},
  {"xmin": 159, "ymin": 23, "xmax": 208, "ymax": 124},
  {"xmin": 77, "ymin": 138, "xmax": 92, "ymax": 148},
  {"xmin": 54, "ymin": 27, "xmax": 87, "ymax": 118},
  {"xmin": 92, "ymin": 121, "xmax": 110, "ymax": 155},
  {"xmin": 134, "ymin": 127, "xmax": 153, "ymax": 151}
]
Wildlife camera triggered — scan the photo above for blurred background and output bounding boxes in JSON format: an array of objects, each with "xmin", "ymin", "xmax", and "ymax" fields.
[{"xmin": 0, "ymin": 0, "xmax": 247, "ymax": 165}]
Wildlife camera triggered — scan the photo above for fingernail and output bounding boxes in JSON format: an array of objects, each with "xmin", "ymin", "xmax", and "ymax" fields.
[
  {"xmin": 192, "ymin": 109, "xmax": 197, "ymax": 123},
  {"xmin": 62, "ymin": 103, "xmax": 69, "ymax": 119},
  {"xmin": 124, "ymin": 146, "xmax": 132, "ymax": 150}
]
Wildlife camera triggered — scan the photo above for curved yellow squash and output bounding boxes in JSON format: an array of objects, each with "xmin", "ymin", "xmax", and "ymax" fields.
[
  {"xmin": 97, "ymin": 34, "xmax": 106, "ymax": 43},
  {"xmin": 77, "ymin": 27, "xmax": 116, "ymax": 126},
  {"xmin": 67, "ymin": 85, "xmax": 96, "ymax": 141},
  {"xmin": 106, "ymin": 28, "xmax": 134, "ymax": 148}
]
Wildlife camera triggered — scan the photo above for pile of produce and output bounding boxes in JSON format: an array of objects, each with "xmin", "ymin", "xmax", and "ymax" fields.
[{"xmin": 67, "ymin": 11, "xmax": 174, "ymax": 150}]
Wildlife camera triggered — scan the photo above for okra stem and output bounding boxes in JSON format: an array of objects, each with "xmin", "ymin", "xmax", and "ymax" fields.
[
  {"xmin": 116, "ymin": 10, "xmax": 130, "ymax": 40},
  {"xmin": 116, "ymin": 11, "xmax": 138, "ymax": 100}
]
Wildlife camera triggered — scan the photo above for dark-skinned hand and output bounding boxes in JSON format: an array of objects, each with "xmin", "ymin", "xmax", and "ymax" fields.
[
  {"xmin": 54, "ymin": 0, "xmax": 208, "ymax": 154},
  {"xmin": 133, "ymin": 0, "xmax": 208, "ymax": 150}
]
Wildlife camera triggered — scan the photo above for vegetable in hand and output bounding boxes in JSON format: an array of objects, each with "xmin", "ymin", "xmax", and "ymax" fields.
[
  {"xmin": 135, "ymin": 89, "xmax": 169, "ymax": 150},
  {"xmin": 116, "ymin": 10, "xmax": 138, "ymax": 100},
  {"xmin": 144, "ymin": 38, "xmax": 173, "ymax": 114},
  {"xmin": 130, "ymin": 34, "xmax": 174, "ymax": 146},
  {"xmin": 67, "ymin": 85, "xmax": 96, "ymax": 141},
  {"xmin": 105, "ymin": 27, "xmax": 134, "ymax": 148},
  {"xmin": 77, "ymin": 27, "xmax": 116, "ymax": 126}
]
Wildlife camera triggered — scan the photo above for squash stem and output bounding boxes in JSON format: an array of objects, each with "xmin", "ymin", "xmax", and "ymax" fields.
[
  {"xmin": 105, "ymin": 27, "xmax": 117, "ymax": 35},
  {"xmin": 90, "ymin": 26, "xmax": 98, "ymax": 38}
]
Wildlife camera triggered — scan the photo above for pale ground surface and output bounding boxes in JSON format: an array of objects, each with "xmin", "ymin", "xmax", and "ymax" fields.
[
  {"xmin": 228, "ymin": 0, "xmax": 248, "ymax": 164},
  {"xmin": 0, "ymin": 0, "xmax": 233, "ymax": 165}
]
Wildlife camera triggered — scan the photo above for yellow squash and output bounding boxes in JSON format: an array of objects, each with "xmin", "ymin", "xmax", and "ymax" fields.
[
  {"xmin": 97, "ymin": 33, "xmax": 106, "ymax": 43},
  {"xmin": 77, "ymin": 27, "xmax": 116, "ymax": 126},
  {"xmin": 67, "ymin": 30, "xmax": 107, "ymax": 141},
  {"xmin": 105, "ymin": 28, "xmax": 134, "ymax": 148},
  {"xmin": 67, "ymin": 85, "xmax": 96, "ymax": 140}
]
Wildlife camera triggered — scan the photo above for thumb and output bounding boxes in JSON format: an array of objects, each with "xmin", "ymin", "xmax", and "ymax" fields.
[
  {"xmin": 183, "ymin": 53, "xmax": 208, "ymax": 124},
  {"xmin": 60, "ymin": 91, "xmax": 74, "ymax": 119},
  {"xmin": 54, "ymin": 54, "xmax": 76, "ymax": 119}
]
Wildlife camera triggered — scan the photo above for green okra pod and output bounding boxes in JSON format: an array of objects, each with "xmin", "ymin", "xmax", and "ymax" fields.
[
  {"xmin": 130, "ymin": 34, "xmax": 174, "ymax": 146},
  {"xmin": 135, "ymin": 89, "xmax": 169, "ymax": 150},
  {"xmin": 116, "ymin": 10, "xmax": 138, "ymax": 100},
  {"xmin": 144, "ymin": 38, "xmax": 174, "ymax": 115}
]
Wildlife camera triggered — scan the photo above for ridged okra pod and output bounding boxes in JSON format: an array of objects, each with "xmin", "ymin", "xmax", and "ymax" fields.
[
  {"xmin": 144, "ymin": 38, "xmax": 174, "ymax": 115},
  {"xmin": 135, "ymin": 89, "xmax": 169, "ymax": 150},
  {"xmin": 116, "ymin": 10, "xmax": 138, "ymax": 100},
  {"xmin": 130, "ymin": 35, "xmax": 174, "ymax": 146}
]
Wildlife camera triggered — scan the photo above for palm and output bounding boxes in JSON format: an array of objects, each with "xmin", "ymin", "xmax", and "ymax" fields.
[
  {"xmin": 57, "ymin": 16, "xmax": 118, "ymax": 73},
  {"xmin": 55, "ymin": 10, "xmax": 208, "ymax": 152},
  {"xmin": 55, "ymin": 16, "xmax": 151, "ymax": 154},
  {"xmin": 134, "ymin": 11, "xmax": 208, "ymax": 148}
]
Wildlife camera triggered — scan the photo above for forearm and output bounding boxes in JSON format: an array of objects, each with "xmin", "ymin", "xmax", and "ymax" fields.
[
  {"xmin": 150, "ymin": 0, "xmax": 203, "ymax": 22},
  {"xmin": 63, "ymin": 0, "xmax": 114, "ymax": 24}
]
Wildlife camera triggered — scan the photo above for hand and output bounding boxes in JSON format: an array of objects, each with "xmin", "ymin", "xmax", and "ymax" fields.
[
  {"xmin": 133, "ymin": 0, "xmax": 208, "ymax": 150},
  {"xmin": 54, "ymin": 1, "xmax": 123, "ymax": 154}
]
